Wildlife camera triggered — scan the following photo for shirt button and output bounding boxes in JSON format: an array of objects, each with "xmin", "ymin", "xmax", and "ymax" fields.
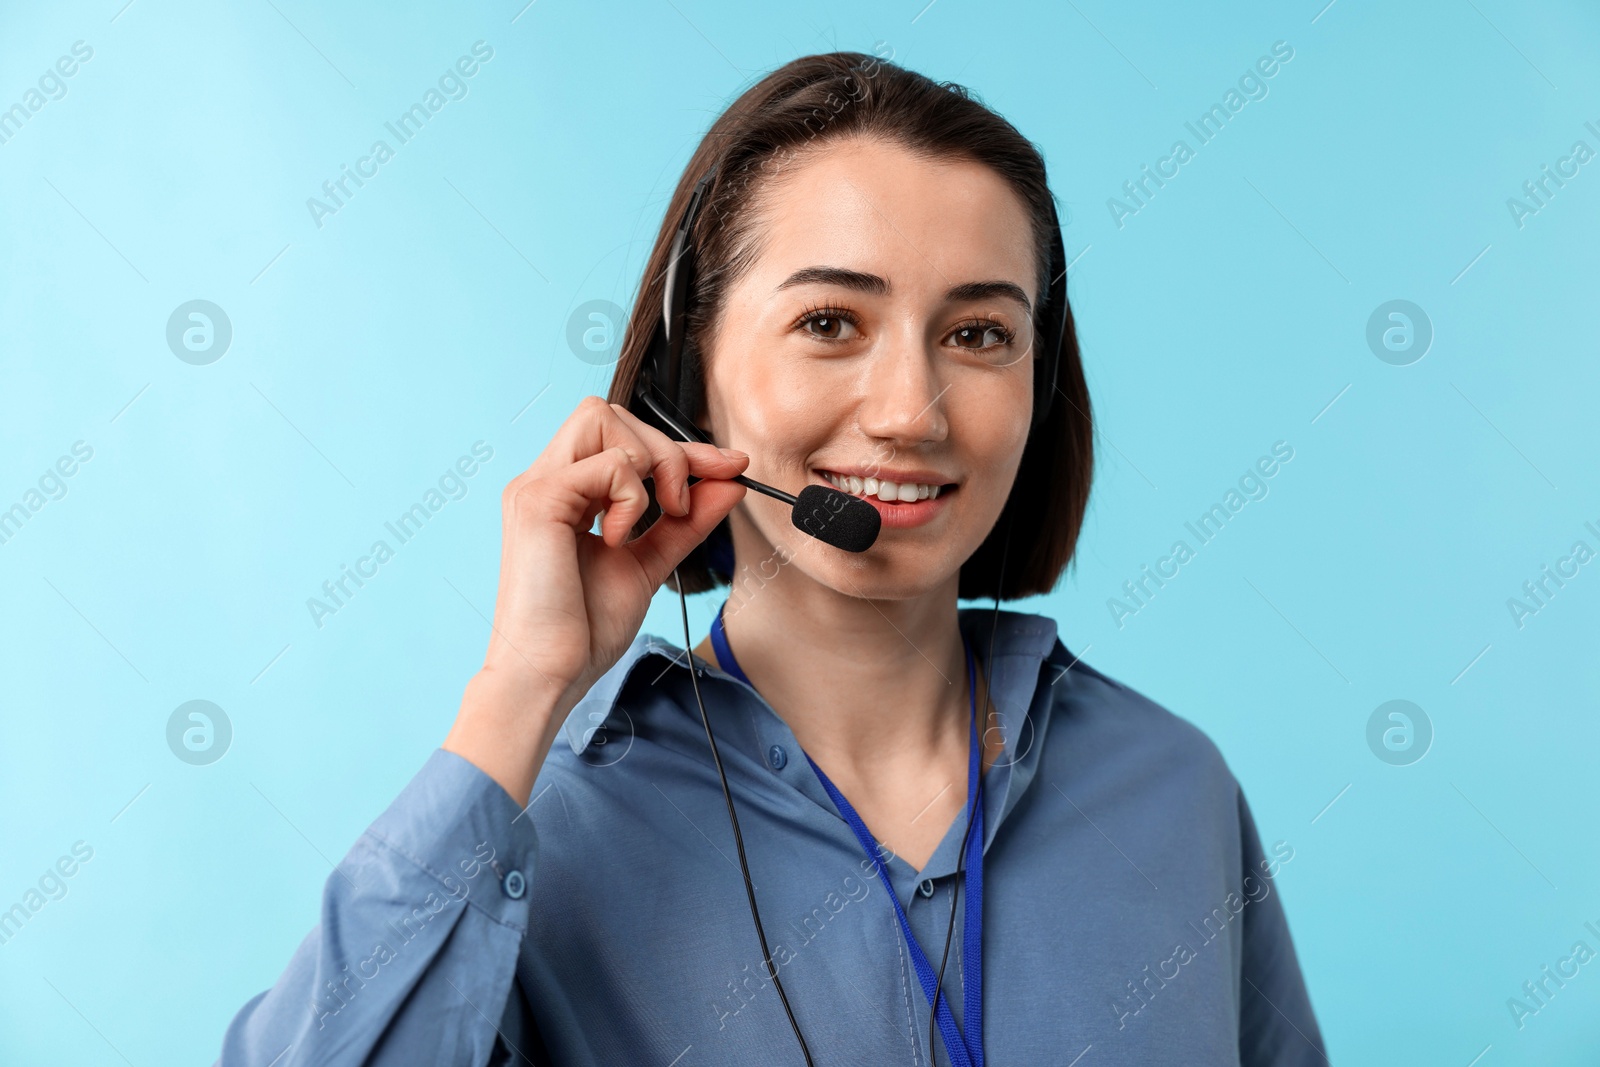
[
  {"xmin": 918, "ymin": 878, "xmax": 935, "ymax": 898},
  {"xmin": 767, "ymin": 745, "xmax": 788, "ymax": 771},
  {"xmin": 503, "ymin": 869, "xmax": 527, "ymax": 899}
]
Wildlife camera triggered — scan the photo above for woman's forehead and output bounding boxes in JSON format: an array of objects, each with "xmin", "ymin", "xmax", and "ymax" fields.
[{"xmin": 744, "ymin": 138, "xmax": 1036, "ymax": 297}]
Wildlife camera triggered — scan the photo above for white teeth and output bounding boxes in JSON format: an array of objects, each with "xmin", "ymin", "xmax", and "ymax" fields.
[{"xmin": 821, "ymin": 471, "xmax": 946, "ymax": 502}]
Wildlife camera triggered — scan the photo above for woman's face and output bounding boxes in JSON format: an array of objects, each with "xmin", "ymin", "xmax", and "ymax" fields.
[{"xmin": 699, "ymin": 135, "xmax": 1040, "ymax": 599}]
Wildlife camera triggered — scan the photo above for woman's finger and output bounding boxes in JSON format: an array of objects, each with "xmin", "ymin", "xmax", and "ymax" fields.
[
  {"xmin": 526, "ymin": 445, "xmax": 653, "ymax": 545},
  {"xmin": 626, "ymin": 476, "xmax": 749, "ymax": 589},
  {"xmin": 536, "ymin": 396, "xmax": 656, "ymax": 487},
  {"xmin": 605, "ymin": 403, "xmax": 751, "ymax": 516},
  {"xmin": 528, "ymin": 397, "xmax": 748, "ymax": 519}
]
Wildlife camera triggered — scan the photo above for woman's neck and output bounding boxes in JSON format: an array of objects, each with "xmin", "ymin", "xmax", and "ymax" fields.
[{"xmin": 692, "ymin": 564, "xmax": 998, "ymax": 868}]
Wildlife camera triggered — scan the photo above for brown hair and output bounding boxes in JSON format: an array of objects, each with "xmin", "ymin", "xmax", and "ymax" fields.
[{"xmin": 607, "ymin": 50, "xmax": 1093, "ymax": 600}]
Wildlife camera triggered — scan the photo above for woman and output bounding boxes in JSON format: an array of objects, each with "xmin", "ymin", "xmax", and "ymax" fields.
[{"xmin": 219, "ymin": 52, "xmax": 1324, "ymax": 1066}]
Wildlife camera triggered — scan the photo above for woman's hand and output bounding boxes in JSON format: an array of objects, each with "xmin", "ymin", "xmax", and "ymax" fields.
[{"xmin": 443, "ymin": 395, "xmax": 749, "ymax": 805}]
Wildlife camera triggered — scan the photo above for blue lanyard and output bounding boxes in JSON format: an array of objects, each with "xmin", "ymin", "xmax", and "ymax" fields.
[{"xmin": 709, "ymin": 601, "xmax": 985, "ymax": 1067}]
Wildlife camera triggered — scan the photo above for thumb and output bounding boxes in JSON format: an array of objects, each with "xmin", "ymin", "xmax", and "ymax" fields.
[{"xmin": 628, "ymin": 478, "xmax": 748, "ymax": 588}]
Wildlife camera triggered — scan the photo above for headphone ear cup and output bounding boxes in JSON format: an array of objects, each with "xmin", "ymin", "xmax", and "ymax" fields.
[
  {"xmin": 1031, "ymin": 348, "xmax": 1050, "ymax": 434},
  {"xmin": 631, "ymin": 316, "xmax": 668, "ymax": 427},
  {"xmin": 1029, "ymin": 308, "xmax": 1056, "ymax": 435},
  {"xmin": 676, "ymin": 333, "xmax": 706, "ymax": 432},
  {"xmin": 1031, "ymin": 207, "xmax": 1068, "ymax": 434},
  {"xmin": 705, "ymin": 522, "xmax": 735, "ymax": 578}
]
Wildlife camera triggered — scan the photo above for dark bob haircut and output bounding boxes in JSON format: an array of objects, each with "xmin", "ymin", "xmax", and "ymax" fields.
[{"xmin": 607, "ymin": 50, "xmax": 1094, "ymax": 601}]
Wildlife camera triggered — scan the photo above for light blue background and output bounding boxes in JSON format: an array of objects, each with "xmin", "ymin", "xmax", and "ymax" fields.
[{"xmin": 2, "ymin": 0, "xmax": 1597, "ymax": 1063}]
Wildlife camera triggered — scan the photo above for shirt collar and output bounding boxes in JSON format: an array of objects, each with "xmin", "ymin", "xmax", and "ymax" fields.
[{"xmin": 559, "ymin": 607, "xmax": 1066, "ymax": 880}]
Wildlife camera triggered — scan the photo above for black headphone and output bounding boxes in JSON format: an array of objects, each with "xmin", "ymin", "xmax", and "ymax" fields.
[{"xmin": 629, "ymin": 160, "xmax": 1069, "ymax": 451}]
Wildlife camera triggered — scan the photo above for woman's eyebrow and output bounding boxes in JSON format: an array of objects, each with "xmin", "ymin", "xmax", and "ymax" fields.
[
  {"xmin": 776, "ymin": 266, "xmax": 888, "ymax": 295},
  {"xmin": 946, "ymin": 279, "xmax": 1032, "ymax": 314},
  {"xmin": 776, "ymin": 266, "xmax": 1032, "ymax": 314}
]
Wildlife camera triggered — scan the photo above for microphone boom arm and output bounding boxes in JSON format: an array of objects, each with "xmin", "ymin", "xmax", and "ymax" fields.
[
  {"xmin": 634, "ymin": 386, "xmax": 879, "ymax": 552},
  {"xmin": 635, "ymin": 386, "xmax": 798, "ymax": 507}
]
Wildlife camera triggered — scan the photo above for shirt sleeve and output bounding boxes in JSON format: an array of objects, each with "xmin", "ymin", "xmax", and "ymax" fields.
[
  {"xmin": 216, "ymin": 748, "xmax": 540, "ymax": 1066},
  {"xmin": 1236, "ymin": 789, "xmax": 1328, "ymax": 1066}
]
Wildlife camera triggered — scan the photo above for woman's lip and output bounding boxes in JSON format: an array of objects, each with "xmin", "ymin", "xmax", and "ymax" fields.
[
  {"xmin": 808, "ymin": 472, "xmax": 956, "ymax": 530},
  {"xmin": 814, "ymin": 467, "xmax": 956, "ymax": 487}
]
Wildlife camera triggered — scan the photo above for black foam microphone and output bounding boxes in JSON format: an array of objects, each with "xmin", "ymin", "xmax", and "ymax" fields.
[{"xmin": 634, "ymin": 388, "xmax": 881, "ymax": 553}]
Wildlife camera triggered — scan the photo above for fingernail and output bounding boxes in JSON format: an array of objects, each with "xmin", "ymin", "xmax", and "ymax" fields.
[
  {"xmin": 679, "ymin": 483, "xmax": 690, "ymax": 511},
  {"xmin": 718, "ymin": 447, "xmax": 748, "ymax": 460}
]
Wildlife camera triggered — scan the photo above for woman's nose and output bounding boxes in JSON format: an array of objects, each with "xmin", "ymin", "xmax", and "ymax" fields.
[{"xmin": 854, "ymin": 329, "xmax": 948, "ymax": 445}]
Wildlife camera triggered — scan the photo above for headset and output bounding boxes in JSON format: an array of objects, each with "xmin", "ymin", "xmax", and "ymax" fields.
[{"xmin": 628, "ymin": 158, "xmax": 1068, "ymax": 1066}]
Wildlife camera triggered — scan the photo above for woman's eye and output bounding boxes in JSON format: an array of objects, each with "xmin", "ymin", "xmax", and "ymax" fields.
[
  {"xmin": 951, "ymin": 323, "xmax": 1014, "ymax": 350},
  {"xmin": 799, "ymin": 310, "xmax": 858, "ymax": 341},
  {"xmin": 796, "ymin": 309, "xmax": 1012, "ymax": 350}
]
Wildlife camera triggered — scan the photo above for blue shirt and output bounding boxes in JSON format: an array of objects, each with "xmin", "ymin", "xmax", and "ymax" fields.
[{"xmin": 217, "ymin": 608, "xmax": 1326, "ymax": 1066}]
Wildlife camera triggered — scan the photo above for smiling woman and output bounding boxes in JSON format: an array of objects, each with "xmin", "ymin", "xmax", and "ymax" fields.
[{"xmin": 217, "ymin": 51, "xmax": 1325, "ymax": 1067}]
